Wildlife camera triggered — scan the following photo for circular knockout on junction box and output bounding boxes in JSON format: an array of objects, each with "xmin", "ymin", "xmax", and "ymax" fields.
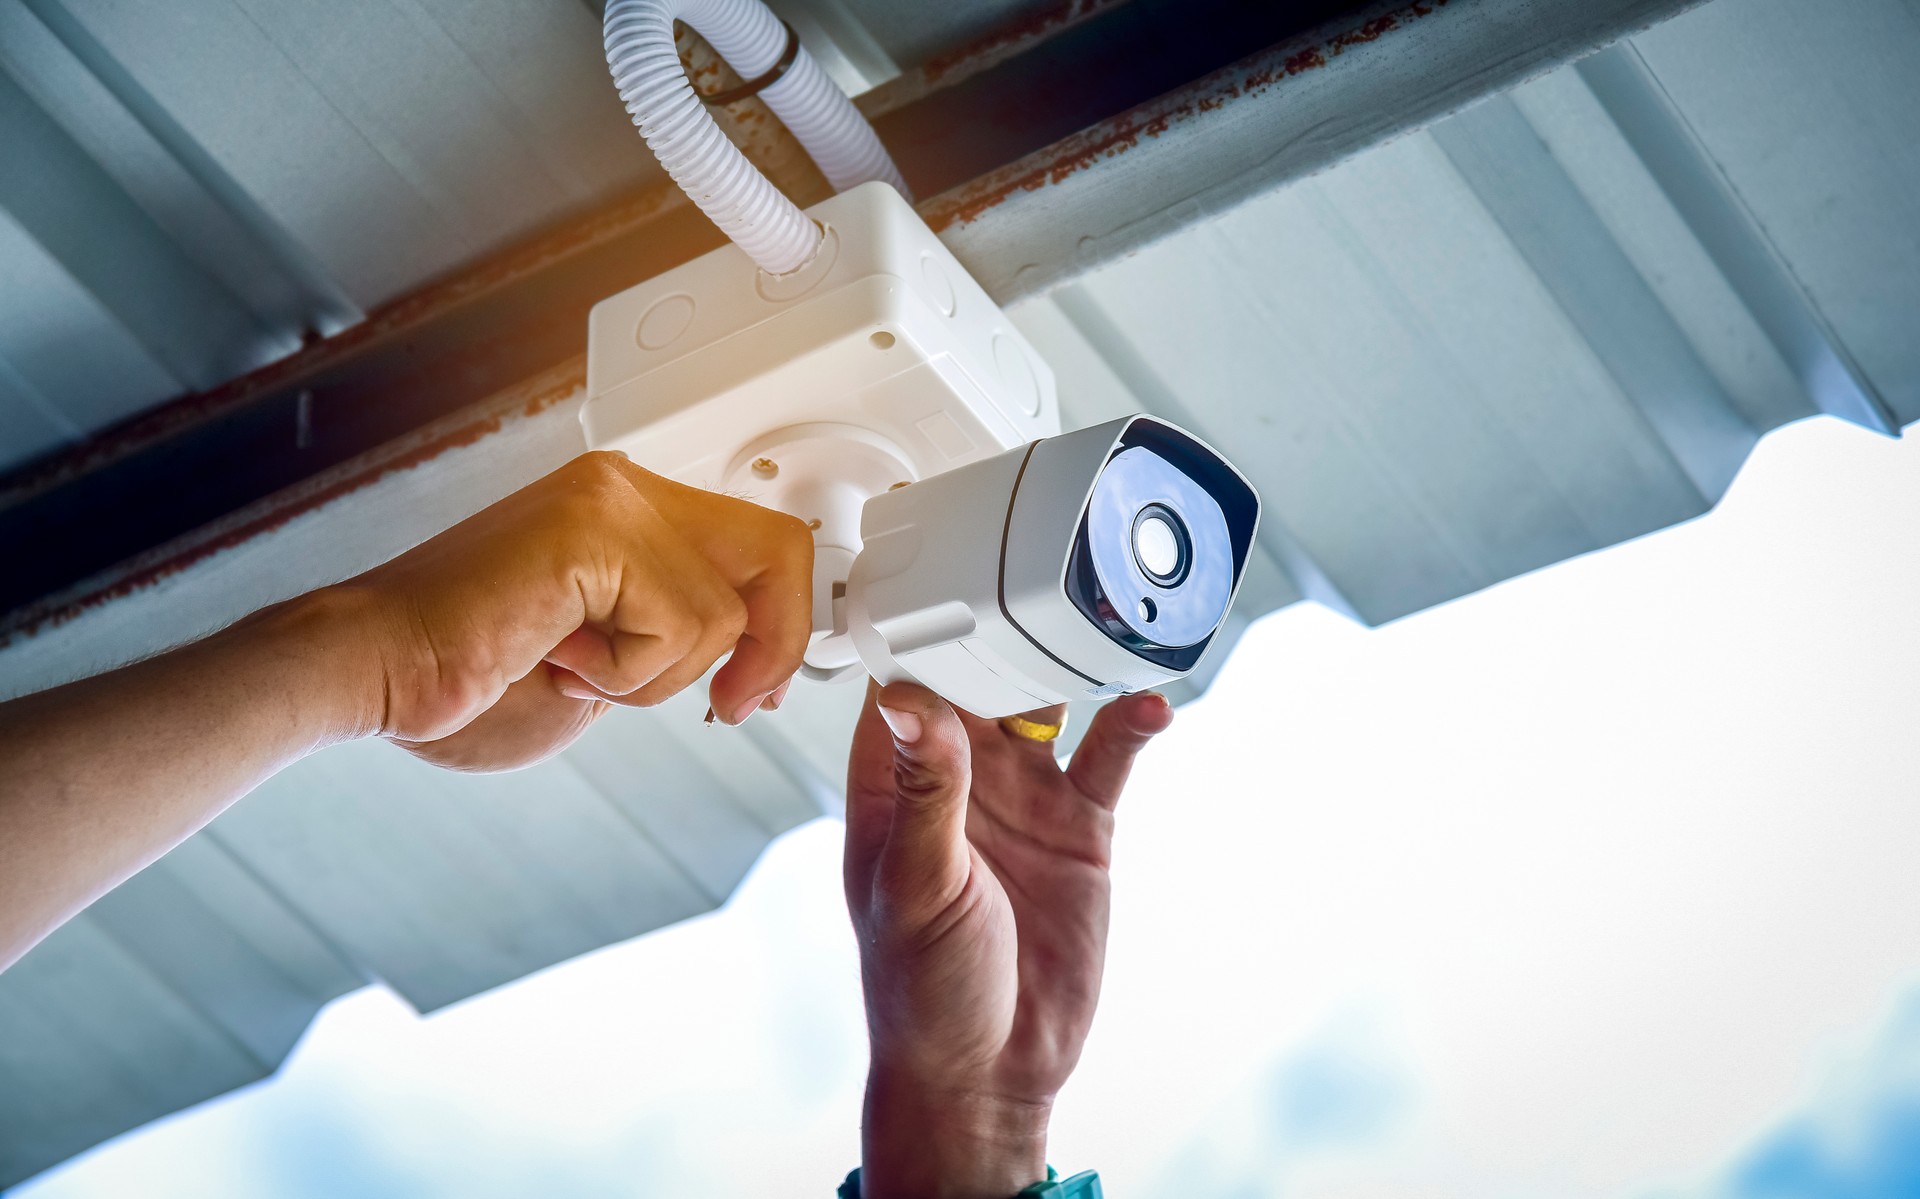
[{"xmin": 636, "ymin": 293, "xmax": 695, "ymax": 350}]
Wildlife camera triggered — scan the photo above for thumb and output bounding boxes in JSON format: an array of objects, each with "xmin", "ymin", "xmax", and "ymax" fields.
[{"xmin": 871, "ymin": 682, "xmax": 974, "ymax": 925}]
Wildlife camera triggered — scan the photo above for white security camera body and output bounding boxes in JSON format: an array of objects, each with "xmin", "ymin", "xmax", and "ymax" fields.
[
  {"xmin": 582, "ymin": 181, "xmax": 1259, "ymax": 717},
  {"xmin": 850, "ymin": 415, "xmax": 1260, "ymax": 716}
]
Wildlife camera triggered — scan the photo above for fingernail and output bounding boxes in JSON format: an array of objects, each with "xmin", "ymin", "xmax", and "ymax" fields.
[
  {"xmin": 728, "ymin": 691, "xmax": 770, "ymax": 726},
  {"xmin": 877, "ymin": 703, "xmax": 922, "ymax": 745},
  {"xmin": 761, "ymin": 679, "xmax": 793, "ymax": 712},
  {"xmin": 559, "ymin": 685, "xmax": 599, "ymax": 703}
]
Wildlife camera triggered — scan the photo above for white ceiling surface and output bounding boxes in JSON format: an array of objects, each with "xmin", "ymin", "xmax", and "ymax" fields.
[
  {"xmin": 0, "ymin": 0, "xmax": 1002, "ymax": 470},
  {"xmin": 5, "ymin": 0, "xmax": 1920, "ymax": 1187}
]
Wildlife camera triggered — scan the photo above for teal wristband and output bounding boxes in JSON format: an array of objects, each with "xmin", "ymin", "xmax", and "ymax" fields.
[
  {"xmin": 1021, "ymin": 1167, "xmax": 1103, "ymax": 1197},
  {"xmin": 837, "ymin": 1166, "xmax": 1103, "ymax": 1198}
]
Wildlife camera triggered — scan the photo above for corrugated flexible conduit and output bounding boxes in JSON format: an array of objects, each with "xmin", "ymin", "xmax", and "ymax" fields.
[{"xmin": 603, "ymin": 0, "xmax": 910, "ymax": 275}]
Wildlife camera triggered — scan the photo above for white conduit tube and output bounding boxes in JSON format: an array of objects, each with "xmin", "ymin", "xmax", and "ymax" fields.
[{"xmin": 604, "ymin": 0, "xmax": 911, "ymax": 276}]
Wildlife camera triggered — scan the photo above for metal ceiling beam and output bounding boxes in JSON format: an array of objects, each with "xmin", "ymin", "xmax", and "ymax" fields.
[
  {"xmin": 0, "ymin": 0, "xmax": 1706, "ymax": 651},
  {"xmin": 927, "ymin": 0, "xmax": 1716, "ymax": 301}
]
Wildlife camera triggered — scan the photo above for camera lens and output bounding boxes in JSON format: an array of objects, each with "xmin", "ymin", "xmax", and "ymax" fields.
[{"xmin": 1131, "ymin": 504, "xmax": 1190, "ymax": 586}]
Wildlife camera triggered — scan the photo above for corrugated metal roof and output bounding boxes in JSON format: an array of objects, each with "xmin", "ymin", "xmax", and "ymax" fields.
[
  {"xmin": 4, "ymin": 0, "xmax": 1919, "ymax": 1185},
  {"xmin": 0, "ymin": 0, "xmax": 1066, "ymax": 476}
]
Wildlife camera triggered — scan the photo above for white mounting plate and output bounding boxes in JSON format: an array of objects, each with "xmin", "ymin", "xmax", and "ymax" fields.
[{"xmin": 582, "ymin": 181, "xmax": 1059, "ymax": 508}]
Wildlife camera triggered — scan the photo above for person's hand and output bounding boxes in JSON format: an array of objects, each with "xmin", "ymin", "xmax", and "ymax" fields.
[
  {"xmin": 844, "ymin": 680, "xmax": 1174, "ymax": 1198},
  {"xmin": 334, "ymin": 451, "xmax": 812, "ymax": 771}
]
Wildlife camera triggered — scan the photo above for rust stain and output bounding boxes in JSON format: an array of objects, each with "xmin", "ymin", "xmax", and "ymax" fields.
[
  {"xmin": 1285, "ymin": 46, "xmax": 1329, "ymax": 74},
  {"xmin": 921, "ymin": 0, "xmax": 1449, "ymax": 232},
  {"xmin": 0, "ymin": 358, "xmax": 588, "ymax": 648}
]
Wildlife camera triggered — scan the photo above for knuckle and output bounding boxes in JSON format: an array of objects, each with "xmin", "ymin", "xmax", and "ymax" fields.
[
  {"xmin": 713, "ymin": 589, "xmax": 749, "ymax": 640},
  {"xmin": 618, "ymin": 671, "xmax": 682, "ymax": 708},
  {"xmin": 597, "ymin": 663, "xmax": 644, "ymax": 696},
  {"xmin": 548, "ymin": 451, "xmax": 610, "ymax": 498},
  {"xmin": 779, "ymin": 522, "xmax": 815, "ymax": 572},
  {"xmin": 658, "ymin": 609, "xmax": 704, "ymax": 660},
  {"xmin": 873, "ymin": 871, "xmax": 982, "ymax": 953},
  {"xmin": 770, "ymin": 643, "xmax": 807, "ymax": 679},
  {"xmin": 767, "ymin": 508, "xmax": 812, "ymax": 548},
  {"xmin": 578, "ymin": 449, "xmax": 631, "ymax": 480},
  {"xmin": 552, "ymin": 474, "xmax": 625, "ymax": 528},
  {"xmin": 674, "ymin": 599, "xmax": 710, "ymax": 642},
  {"xmin": 892, "ymin": 760, "xmax": 954, "ymax": 807},
  {"xmin": 634, "ymin": 660, "xmax": 703, "ymax": 707}
]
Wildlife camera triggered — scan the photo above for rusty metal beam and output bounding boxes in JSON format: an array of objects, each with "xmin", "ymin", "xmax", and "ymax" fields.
[{"xmin": 0, "ymin": 0, "xmax": 1706, "ymax": 653}]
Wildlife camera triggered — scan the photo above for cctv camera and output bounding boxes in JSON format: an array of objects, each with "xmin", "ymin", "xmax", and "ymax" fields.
[
  {"xmin": 583, "ymin": 182, "xmax": 1260, "ymax": 718},
  {"xmin": 847, "ymin": 414, "xmax": 1260, "ymax": 718}
]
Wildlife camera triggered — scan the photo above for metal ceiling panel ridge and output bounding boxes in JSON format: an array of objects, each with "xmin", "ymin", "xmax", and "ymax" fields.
[
  {"xmin": 4, "ymin": 0, "xmax": 1919, "ymax": 1187},
  {"xmin": 1630, "ymin": 0, "xmax": 1920, "ymax": 429},
  {"xmin": 1, "ymin": 0, "xmax": 363, "ymax": 333},
  {"xmin": 929, "ymin": 0, "xmax": 1719, "ymax": 303},
  {"xmin": 0, "ymin": 0, "xmax": 655, "ymax": 480},
  {"xmin": 0, "ymin": 836, "xmax": 365, "ymax": 1185},
  {"xmin": 0, "ymin": 66, "xmax": 270, "ymax": 393},
  {"xmin": 1570, "ymin": 44, "xmax": 1896, "ymax": 436}
]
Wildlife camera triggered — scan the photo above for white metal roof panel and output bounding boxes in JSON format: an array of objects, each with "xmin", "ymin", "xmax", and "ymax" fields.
[{"xmin": 1633, "ymin": 0, "xmax": 1920, "ymax": 426}]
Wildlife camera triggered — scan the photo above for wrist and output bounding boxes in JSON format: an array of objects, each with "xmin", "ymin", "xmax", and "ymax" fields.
[
  {"xmin": 860, "ymin": 1067, "xmax": 1052, "ymax": 1199},
  {"xmin": 227, "ymin": 586, "xmax": 391, "ymax": 748}
]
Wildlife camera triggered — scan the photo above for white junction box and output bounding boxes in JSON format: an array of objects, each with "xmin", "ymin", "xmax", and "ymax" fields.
[{"xmin": 582, "ymin": 181, "xmax": 1059, "ymax": 675}]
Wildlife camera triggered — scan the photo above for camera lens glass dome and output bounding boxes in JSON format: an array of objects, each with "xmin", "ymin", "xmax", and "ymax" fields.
[
  {"xmin": 1081, "ymin": 446, "xmax": 1235, "ymax": 649},
  {"xmin": 1131, "ymin": 504, "xmax": 1190, "ymax": 585}
]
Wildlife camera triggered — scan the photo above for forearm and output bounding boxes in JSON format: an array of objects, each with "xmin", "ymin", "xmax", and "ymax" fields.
[
  {"xmin": 861, "ymin": 1067, "xmax": 1051, "ymax": 1199},
  {"xmin": 0, "ymin": 588, "xmax": 381, "ymax": 970}
]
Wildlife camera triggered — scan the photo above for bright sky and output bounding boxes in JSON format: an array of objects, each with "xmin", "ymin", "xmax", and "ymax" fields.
[{"xmin": 15, "ymin": 416, "xmax": 1920, "ymax": 1198}]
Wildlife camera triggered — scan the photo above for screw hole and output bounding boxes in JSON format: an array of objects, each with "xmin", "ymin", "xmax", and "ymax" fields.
[
  {"xmin": 869, "ymin": 330, "xmax": 896, "ymax": 350},
  {"xmin": 1138, "ymin": 597, "xmax": 1158, "ymax": 623}
]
